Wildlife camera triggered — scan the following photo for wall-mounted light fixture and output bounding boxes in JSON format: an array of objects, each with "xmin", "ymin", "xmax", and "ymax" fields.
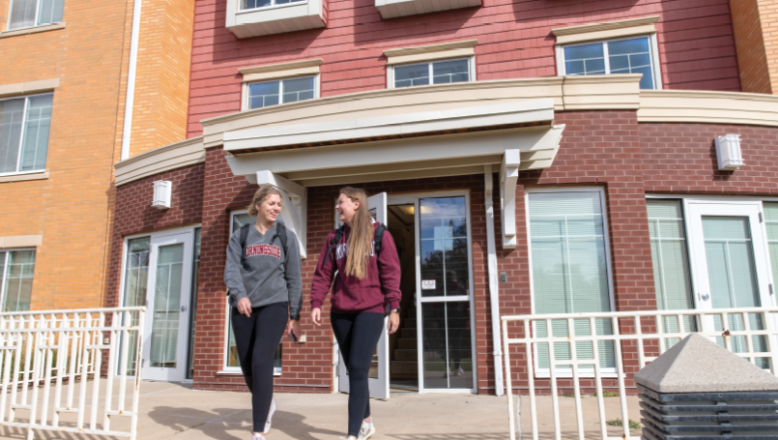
[
  {"xmin": 715, "ymin": 134, "xmax": 744, "ymax": 171},
  {"xmin": 152, "ymin": 180, "xmax": 172, "ymax": 209}
]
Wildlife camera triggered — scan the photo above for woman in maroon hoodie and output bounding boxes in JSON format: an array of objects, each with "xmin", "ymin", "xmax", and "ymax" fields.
[{"xmin": 311, "ymin": 186, "xmax": 401, "ymax": 440}]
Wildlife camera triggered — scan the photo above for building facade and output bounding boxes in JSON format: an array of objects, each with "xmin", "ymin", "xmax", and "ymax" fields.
[
  {"xmin": 110, "ymin": 0, "xmax": 778, "ymax": 395},
  {"xmin": 0, "ymin": 0, "xmax": 194, "ymax": 311}
]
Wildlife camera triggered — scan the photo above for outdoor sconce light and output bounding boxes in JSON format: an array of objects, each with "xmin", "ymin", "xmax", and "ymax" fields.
[
  {"xmin": 152, "ymin": 180, "xmax": 172, "ymax": 209},
  {"xmin": 715, "ymin": 134, "xmax": 744, "ymax": 171}
]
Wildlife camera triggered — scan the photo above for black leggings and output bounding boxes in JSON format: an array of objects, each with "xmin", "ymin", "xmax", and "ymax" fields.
[
  {"xmin": 231, "ymin": 302, "xmax": 288, "ymax": 433},
  {"xmin": 331, "ymin": 312, "xmax": 385, "ymax": 437}
]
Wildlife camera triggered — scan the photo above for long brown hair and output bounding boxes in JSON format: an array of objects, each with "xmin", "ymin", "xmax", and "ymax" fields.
[
  {"xmin": 248, "ymin": 187, "xmax": 282, "ymax": 217},
  {"xmin": 341, "ymin": 187, "xmax": 373, "ymax": 280}
]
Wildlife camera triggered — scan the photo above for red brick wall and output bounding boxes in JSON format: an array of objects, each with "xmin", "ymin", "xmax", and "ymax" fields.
[
  {"xmin": 107, "ymin": 164, "xmax": 206, "ymax": 309},
  {"xmin": 187, "ymin": 0, "xmax": 741, "ymax": 136}
]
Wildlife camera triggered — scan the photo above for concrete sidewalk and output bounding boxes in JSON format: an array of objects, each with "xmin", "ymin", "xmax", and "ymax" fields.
[{"xmin": 0, "ymin": 380, "xmax": 642, "ymax": 440}]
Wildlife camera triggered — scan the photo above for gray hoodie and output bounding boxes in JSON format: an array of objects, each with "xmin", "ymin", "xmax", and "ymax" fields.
[{"xmin": 224, "ymin": 222, "xmax": 303, "ymax": 320}]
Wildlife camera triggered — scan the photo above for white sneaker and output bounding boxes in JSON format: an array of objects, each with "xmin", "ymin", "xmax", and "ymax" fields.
[
  {"xmin": 263, "ymin": 399, "xmax": 276, "ymax": 434},
  {"xmin": 358, "ymin": 420, "xmax": 376, "ymax": 440},
  {"xmin": 455, "ymin": 366, "xmax": 464, "ymax": 376},
  {"xmin": 251, "ymin": 433, "xmax": 265, "ymax": 440}
]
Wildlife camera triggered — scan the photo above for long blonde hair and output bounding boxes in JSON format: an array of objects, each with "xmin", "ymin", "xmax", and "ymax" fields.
[
  {"xmin": 341, "ymin": 187, "xmax": 373, "ymax": 280},
  {"xmin": 248, "ymin": 187, "xmax": 282, "ymax": 217}
]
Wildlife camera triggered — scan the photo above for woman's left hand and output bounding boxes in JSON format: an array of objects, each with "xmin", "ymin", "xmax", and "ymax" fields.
[
  {"xmin": 287, "ymin": 319, "xmax": 302, "ymax": 343},
  {"xmin": 387, "ymin": 312, "xmax": 400, "ymax": 334}
]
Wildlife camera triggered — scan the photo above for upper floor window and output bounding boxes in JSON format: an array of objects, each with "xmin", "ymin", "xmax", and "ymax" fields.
[
  {"xmin": 393, "ymin": 58, "xmax": 472, "ymax": 89},
  {"xmin": 560, "ymin": 37, "xmax": 658, "ymax": 89},
  {"xmin": 8, "ymin": 0, "xmax": 63, "ymax": 31},
  {"xmin": 0, "ymin": 93, "xmax": 53, "ymax": 176},
  {"xmin": 242, "ymin": 0, "xmax": 303, "ymax": 10},
  {"xmin": 245, "ymin": 75, "xmax": 316, "ymax": 110}
]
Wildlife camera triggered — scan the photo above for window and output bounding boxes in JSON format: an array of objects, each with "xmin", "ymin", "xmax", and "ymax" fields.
[
  {"xmin": 0, "ymin": 249, "xmax": 36, "ymax": 312},
  {"xmin": 245, "ymin": 76, "xmax": 316, "ymax": 110},
  {"xmin": 526, "ymin": 190, "xmax": 615, "ymax": 374},
  {"xmin": 559, "ymin": 37, "xmax": 658, "ymax": 89},
  {"xmin": 8, "ymin": 0, "xmax": 63, "ymax": 30},
  {"xmin": 225, "ymin": 211, "xmax": 283, "ymax": 374},
  {"xmin": 0, "ymin": 93, "xmax": 53, "ymax": 175},
  {"xmin": 392, "ymin": 58, "xmax": 471, "ymax": 89},
  {"xmin": 242, "ymin": 0, "xmax": 303, "ymax": 10},
  {"xmin": 121, "ymin": 236, "xmax": 150, "ymax": 376}
]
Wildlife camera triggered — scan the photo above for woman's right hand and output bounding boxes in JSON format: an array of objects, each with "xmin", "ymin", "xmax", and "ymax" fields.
[
  {"xmin": 237, "ymin": 297, "xmax": 252, "ymax": 317},
  {"xmin": 311, "ymin": 307, "xmax": 322, "ymax": 326}
]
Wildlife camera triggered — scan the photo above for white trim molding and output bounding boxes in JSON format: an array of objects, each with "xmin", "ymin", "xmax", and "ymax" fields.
[
  {"xmin": 638, "ymin": 90, "xmax": 778, "ymax": 127},
  {"xmin": 375, "ymin": 0, "xmax": 481, "ymax": 19},
  {"xmin": 384, "ymin": 39, "xmax": 478, "ymax": 65},
  {"xmin": 0, "ymin": 22, "xmax": 65, "ymax": 38},
  {"xmin": 114, "ymin": 136, "xmax": 205, "ymax": 186},
  {"xmin": 552, "ymin": 15, "xmax": 660, "ymax": 45},
  {"xmin": 226, "ymin": 0, "xmax": 325, "ymax": 38},
  {"xmin": 0, "ymin": 78, "xmax": 59, "ymax": 98},
  {"xmin": 0, "ymin": 235, "xmax": 42, "ymax": 249},
  {"xmin": 239, "ymin": 58, "xmax": 323, "ymax": 83},
  {"xmin": 500, "ymin": 150, "xmax": 520, "ymax": 249},
  {"xmin": 224, "ymin": 99, "xmax": 553, "ymax": 152},
  {"xmin": 0, "ymin": 171, "xmax": 48, "ymax": 183}
]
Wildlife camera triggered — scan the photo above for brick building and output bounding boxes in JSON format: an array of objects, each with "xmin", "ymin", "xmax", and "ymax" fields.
[
  {"xmin": 110, "ymin": 0, "xmax": 778, "ymax": 395},
  {"xmin": 0, "ymin": 0, "xmax": 193, "ymax": 310}
]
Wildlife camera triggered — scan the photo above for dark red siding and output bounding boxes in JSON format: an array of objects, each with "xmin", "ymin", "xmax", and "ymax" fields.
[{"xmin": 187, "ymin": 0, "xmax": 741, "ymax": 137}]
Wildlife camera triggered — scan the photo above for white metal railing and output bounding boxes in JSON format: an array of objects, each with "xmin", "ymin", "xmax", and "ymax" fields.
[
  {"xmin": 501, "ymin": 307, "xmax": 778, "ymax": 440},
  {"xmin": 0, "ymin": 307, "xmax": 145, "ymax": 440}
]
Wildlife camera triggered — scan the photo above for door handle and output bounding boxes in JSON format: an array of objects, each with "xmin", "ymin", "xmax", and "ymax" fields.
[{"xmin": 180, "ymin": 305, "xmax": 187, "ymax": 312}]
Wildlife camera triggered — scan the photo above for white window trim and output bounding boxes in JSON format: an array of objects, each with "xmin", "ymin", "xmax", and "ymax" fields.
[
  {"xmin": 646, "ymin": 194, "xmax": 778, "ymax": 310},
  {"xmin": 242, "ymin": 74, "xmax": 320, "ymax": 112},
  {"xmin": 6, "ymin": 0, "xmax": 64, "ymax": 32},
  {"xmin": 387, "ymin": 56, "xmax": 476, "ymax": 90},
  {"xmin": 0, "ymin": 247, "xmax": 36, "ymax": 313},
  {"xmin": 555, "ymin": 34, "xmax": 663, "ymax": 90},
  {"xmin": 525, "ymin": 187, "xmax": 617, "ymax": 378},
  {"xmin": 0, "ymin": 92, "xmax": 53, "ymax": 177},
  {"xmin": 223, "ymin": 209, "xmax": 283, "ymax": 375},
  {"xmin": 238, "ymin": 0, "xmax": 307, "ymax": 13}
]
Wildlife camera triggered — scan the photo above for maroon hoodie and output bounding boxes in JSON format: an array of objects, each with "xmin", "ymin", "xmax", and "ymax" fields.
[{"xmin": 311, "ymin": 222, "xmax": 401, "ymax": 314}]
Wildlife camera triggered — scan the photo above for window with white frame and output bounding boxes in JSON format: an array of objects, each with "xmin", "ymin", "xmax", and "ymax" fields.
[
  {"xmin": 245, "ymin": 76, "xmax": 316, "ymax": 110},
  {"xmin": 242, "ymin": 0, "xmax": 303, "ymax": 10},
  {"xmin": 225, "ymin": 210, "xmax": 283, "ymax": 374},
  {"xmin": 392, "ymin": 58, "xmax": 472, "ymax": 89},
  {"xmin": 0, "ymin": 249, "xmax": 36, "ymax": 312},
  {"xmin": 526, "ymin": 190, "xmax": 615, "ymax": 374},
  {"xmin": 0, "ymin": 93, "xmax": 53, "ymax": 175},
  {"xmin": 8, "ymin": 0, "xmax": 63, "ymax": 30},
  {"xmin": 559, "ymin": 36, "xmax": 659, "ymax": 89}
]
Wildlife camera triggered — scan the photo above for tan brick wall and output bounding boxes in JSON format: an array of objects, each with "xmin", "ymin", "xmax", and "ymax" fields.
[
  {"xmin": 0, "ymin": 0, "xmax": 193, "ymax": 311},
  {"xmin": 759, "ymin": 0, "xmax": 778, "ymax": 94},
  {"xmin": 730, "ymin": 0, "xmax": 772, "ymax": 93},
  {"xmin": 127, "ymin": 0, "xmax": 194, "ymax": 157}
]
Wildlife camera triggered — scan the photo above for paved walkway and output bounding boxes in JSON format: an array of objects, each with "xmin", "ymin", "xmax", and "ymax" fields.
[{"xmin": 0, "ymin": 380, "xmax": 642, "ymax": 440}]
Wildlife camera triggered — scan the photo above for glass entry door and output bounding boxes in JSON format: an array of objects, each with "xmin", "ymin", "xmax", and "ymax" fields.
[
  {"xmin": 686, "ymin": 201, "xmax": 775, "ymax": 365},
  {"xmin": 414, "ymin": 195, "xmax": 475, "ymax": 392},
  {"xmin": 141, "ymin": 231, "xmax": 194, "ymax": 381},
  {"xmin": 337, "ymin": 192, "xmax": 391, "ymax": 399}
]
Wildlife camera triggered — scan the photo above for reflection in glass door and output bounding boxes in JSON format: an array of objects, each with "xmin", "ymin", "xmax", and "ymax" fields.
[{"xmin": 416, "ymin": 196, "xmax": 474, "ymax": 390}]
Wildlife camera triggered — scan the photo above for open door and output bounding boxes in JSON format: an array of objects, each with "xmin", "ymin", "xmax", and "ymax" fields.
[{"xmin": 338, "ymin": 192, "xmax": 391, "ymax": 398}]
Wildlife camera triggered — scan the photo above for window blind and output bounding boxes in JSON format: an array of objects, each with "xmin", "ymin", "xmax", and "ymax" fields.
[{"xmin": 529, "ymin": 192, "xmax": 614, "ymax": 370}]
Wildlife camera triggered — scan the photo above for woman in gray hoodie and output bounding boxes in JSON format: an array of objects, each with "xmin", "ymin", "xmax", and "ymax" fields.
[{"xmin": 224, "ymin": 187, "xmax": 303, "ymax": 440}]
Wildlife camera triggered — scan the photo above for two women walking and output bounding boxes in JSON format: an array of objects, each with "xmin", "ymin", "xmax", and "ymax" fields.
[{"xmin": 224, "ymin": 186, "xmax": 402, "ymax": 440}]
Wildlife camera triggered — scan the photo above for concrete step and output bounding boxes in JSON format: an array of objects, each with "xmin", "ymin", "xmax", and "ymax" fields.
[
  {"xmin": 393, "ymin": 349, "xmax": 418, "ymax": 361},
  {"xmin": 398, "ymin": 338, "xmax": 417, "ymax": 349},
  {"xmin": 390, "ymin": 360, "xmax": 417, "ymax": 376}
]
